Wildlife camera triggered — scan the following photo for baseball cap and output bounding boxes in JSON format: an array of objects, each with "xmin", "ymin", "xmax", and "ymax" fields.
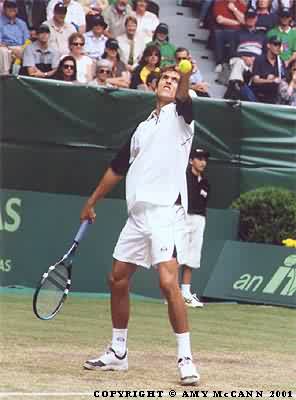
[
  {"xmin": 3, "ymin": 0, "xmax": 17, "ymax": 8},
  {"xmin": 268, "ymin": 35, "xmax": 282, "ymax": 45},
  {"xmin": 36, "ymin": 24, "xmax": 50, "ymax": 34},
  {"xmin": 190, "ymin": 148, "xmax": 210, "ymax": 160},
  {"xmin": 245, "ymin": 7, "xmax": 257, "ymax": 18},
  {"xmin": 279, "ymin": 7, "xmax": 292, "ymax": 17},
  {"xmin": 54, "ymin": 2, "xmax": 67, "ymax": 14},
  {"xmin": 155, "ymin": 23, "xmax": 169, "ymax": 34},
  {"xmin": 90, "ymin": 15, "xmax": 107, "ymax": 29},
  {"xmin": 105, "ymin": 38, "xmax": 119, "ymax": 50}
]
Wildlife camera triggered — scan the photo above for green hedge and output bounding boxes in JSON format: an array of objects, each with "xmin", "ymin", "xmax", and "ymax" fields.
[{"xmin": 231, "ymin": 187, "xmax": 296, "ymax": 245}]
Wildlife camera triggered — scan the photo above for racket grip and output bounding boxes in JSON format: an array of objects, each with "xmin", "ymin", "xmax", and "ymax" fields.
[{"xmin": 74, "ymin": 219, "xmax": 91, "ymax": 243}]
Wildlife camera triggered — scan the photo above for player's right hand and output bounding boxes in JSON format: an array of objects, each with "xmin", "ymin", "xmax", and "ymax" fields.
[{"xmin": 80, "ymin": 202, "xmax": 96, "ymax": 223}]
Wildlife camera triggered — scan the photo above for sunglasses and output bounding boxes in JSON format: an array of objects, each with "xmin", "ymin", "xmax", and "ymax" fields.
[
  {"xmin": 63, "ymin": 64, "xmax": 74, "ymax": 70},
  {"xmin": 176, "ymin": 57, "xmax": 188, "ymax": 62},
  {"xmin": 72, "ymin": 42, "xmax": 84, "ymax": 47},
  {"xmin": 99, "ymin": 69, "xmax": 111, "ymax": 74}
]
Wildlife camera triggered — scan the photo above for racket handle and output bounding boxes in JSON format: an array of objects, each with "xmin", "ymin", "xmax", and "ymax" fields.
[{"xmin": 74, "ymin": 219, "xmax": 91, "ymax": 243}]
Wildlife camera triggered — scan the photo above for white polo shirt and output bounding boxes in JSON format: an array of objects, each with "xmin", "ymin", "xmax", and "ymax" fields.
[{"xmin": 112, "ymin": 100, "xmax": 194, "ymax": 214}]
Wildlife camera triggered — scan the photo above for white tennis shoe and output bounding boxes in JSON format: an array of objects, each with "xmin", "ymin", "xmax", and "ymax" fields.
[
  {"xmin": 183, "ymin": 293, "xmax": 204, "ymax": 308},
  {"xmin": 178, "ymin": 357, "xmax": 200, "ymax": 386},
  {"xmin": 84, "ymin": 346, "xmax": 128, "ymax": 371}
]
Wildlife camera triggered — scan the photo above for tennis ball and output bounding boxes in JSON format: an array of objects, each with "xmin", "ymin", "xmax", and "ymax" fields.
[{"xmin": 179, "ymin": 59, "xmax": 192, "ymax": 74}]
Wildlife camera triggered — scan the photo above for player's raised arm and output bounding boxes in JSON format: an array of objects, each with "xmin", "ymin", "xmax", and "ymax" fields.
[{"xmin": 176, "ymin": 61, "xmax": 192, "ymax": 102}]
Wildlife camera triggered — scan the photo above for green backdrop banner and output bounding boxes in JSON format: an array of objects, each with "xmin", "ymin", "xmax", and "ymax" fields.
[
  {"xmin": 0, "ymin": 190, "xmax": 239, "ymax": 298},
  {"xmin": 1, "ymin": 76, "xmax": 296, "ymax": 209},
  {"xmin": 204, "ymin": 241, "xmax": 296, "ymax": 308}
]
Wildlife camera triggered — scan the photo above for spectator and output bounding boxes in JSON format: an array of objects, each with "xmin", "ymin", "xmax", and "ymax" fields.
[
  {"xmin": 267, "ymin": 7, "xmax": 296, "ymax": 66},
  {"xmin": 47, "ymin": 0, "xmax": 86, "ymax": 33},
  {"xmin": 80, "ymin": 0, "xmax": 109, "ymax": 17},
  {"xmin": 117, "ymin": 16, "xmax": 146, "ymax": 71},
  {"xmin": 0, "ymin": 0, "xmax": 29, "ymax": 74},
  {"xmin": 102, "ymin": 0, "xmax": 135, "ymax": 38},
  {"xmin": 89, "ymin": 57, "xmax": 113, "ymax": 86},
  {"xmin": 175, "ymin": 47, "xmax": 210, "ymax": 97},
  {"xmin": 224, "ymin": 45, "xmax": 257, "ymax": 100},
  {"xmin": 16, "ymin": 0, "xmax": 47, "ymax": 31},
  {"xmin": 84, "ymin": 14, "xmax": 108, "ymax": 60},
  {"xmin": 255, "ymin": 0, "xmax": 278, "ymax": 34},
  {"xmin": 148, "ymin": 23, "xmax": 176, "ymax": 67},
  {"xmin": 145, "ymin": 69, "xmax": 159, "ymax": 90},
  {"xmin": 21, "ymin": 23, "xmax": 59, "ymax": 78},
  {"xmin": 235, "ymin": 7, "xmax": 266, "ymax": 57},
  {"xmin": 80, "ymin": 0, "xmax": 109, "ymax": 31},
  {"xmin": 43, "ymin": 2, "xmax": 76, "ymax": 58},
  {"xmin": 212, "ymin": 0, "xmax": 247, "ymax": 73},
  {"xmin": 67, "ymin": 31, "xmax": 94, "ymax": 82},
  {"xmin": 199, "ymin": 0, "xmax": 214, "ymax": 28},
  {"xmin": 101, "ymin": 37, "xmax": 130, "ymax": 87},
  {"xmin": 53, "ymin": 54, "xmax": 77, "ymax": 81},
  {"xmin": 133, "ymin": 0, "xmax": 159, "ymax": 42},
  {"xmin": 277, "ymin": 58, "xmax": 296, "ymax": 104},
  {"xmin": 249, "ymin": 0, "xmax": 290, "ymax": 14},
  {"xmin": 130, "ymin": 44, "xmax": 160, "ymax": 89},
  {"xmin": 251, "ymin": 35, "xmax": 286, "ymax": 103}
]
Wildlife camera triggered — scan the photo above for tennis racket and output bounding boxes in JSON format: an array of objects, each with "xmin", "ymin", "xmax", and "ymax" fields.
[{"xmin": 32, "ymin": 219, "xmax": 91, "ymax": 320}]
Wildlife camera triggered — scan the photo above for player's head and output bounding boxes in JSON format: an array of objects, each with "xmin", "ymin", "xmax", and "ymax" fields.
[
  {"xmin": 189, "ymin": 148, "xmax": 210, "ymax": 174},
  {"xmin": 155, "ymin": 66, "xmax": 181, "ymax": 104}
]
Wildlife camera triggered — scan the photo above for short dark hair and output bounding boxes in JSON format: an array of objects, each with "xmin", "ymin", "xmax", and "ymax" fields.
[
  {"xmin": 175, "ymin": 47, "xmax": 189, "ymax": 55},
  {"xmin": 155, "ymin": 65, "xmax": 180, "ymax": 87}
]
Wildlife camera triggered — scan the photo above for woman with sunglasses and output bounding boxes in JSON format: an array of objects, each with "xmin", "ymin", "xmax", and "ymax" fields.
[
  {"xmin": 101, "ymin": 38, "xmax": 130, "ymax": 88},
  {"xmin": 277, "ymin": 59, "xmax": 296, "ymax": 106},
  {"xmin": 130, "ymin": 44, "xmax": 160, "ymax": 89},
  {"xmin": 68, "ymin": 32, "xmax": 94, "ymax": 83},
  {"xmin": 53, "ymin": 55, "xmax": 78, "ymax": 82},
  {"xmin": 90, "ymin": 58, "xmax": 114, "ymax": 87}
]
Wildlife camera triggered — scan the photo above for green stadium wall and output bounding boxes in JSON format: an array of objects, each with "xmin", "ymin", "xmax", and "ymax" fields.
[{"xmin": 0, "ymin": 76, "xmax": 296, "ymax": 306}]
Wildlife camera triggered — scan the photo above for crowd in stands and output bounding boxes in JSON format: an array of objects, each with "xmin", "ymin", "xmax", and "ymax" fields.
[{"xmin": 1, "ymin": 0, "xmax": 296, "ymax": 106}]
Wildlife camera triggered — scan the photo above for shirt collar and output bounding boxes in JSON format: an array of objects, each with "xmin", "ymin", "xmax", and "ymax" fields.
[
  {"xmin": 279, "ymin": 26, "xmax": 291, "ymax": 33},
  {"xmin": 86, "ymin": 31, "xmax": 106, "ymax": 40},
  {"xmin": 1, "ymin": 15, "xmax": 17, "ymax": 25}
]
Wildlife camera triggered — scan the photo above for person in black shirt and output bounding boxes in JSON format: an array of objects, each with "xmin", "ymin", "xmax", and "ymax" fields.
[{"xmin": 181, "ymin": 147, "xmax": 210, "ymax": 308}]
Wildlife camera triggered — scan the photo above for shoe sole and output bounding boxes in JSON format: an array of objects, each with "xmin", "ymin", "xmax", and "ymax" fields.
[
  {"xmin": 83, "ymin": 363, "xmax": 128, "ymax": 371},
  {"xmin": 185, "ymin": 303, "xmax": 204, "ymax": 308},
  {"xmin": 181, "ymin": 376, "xmax": 200, "ymax": 386}
]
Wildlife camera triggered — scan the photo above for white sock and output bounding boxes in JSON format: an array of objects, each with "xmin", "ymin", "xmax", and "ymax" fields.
[
  {"xmin": 181, "ymin": 284, "xmax": 191, "ymax": 298},
  {"xmin": 176, "ymin": 332, "xmax": 192, "ymax": 361},
  {"xmin": 111, "ymin": 328, "xmax": 128, "ymax": 356}
]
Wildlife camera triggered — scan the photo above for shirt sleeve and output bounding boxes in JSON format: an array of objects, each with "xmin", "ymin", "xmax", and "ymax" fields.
[
  {"xmin": 22, "ymin": 45, "xmax": 35, "ymax": 67},
  {"xmin": 110, "ymin": 134, "xmax": 133, "ymax": 176},
  {"xmin": 176, "ymin": 97, "xmax": 193, "ymax": 125}
]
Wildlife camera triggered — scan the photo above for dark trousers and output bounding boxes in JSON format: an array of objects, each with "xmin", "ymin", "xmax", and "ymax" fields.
[{"xmin": 214, "ymin": 29, "xmax": 237, "ymax": 65}]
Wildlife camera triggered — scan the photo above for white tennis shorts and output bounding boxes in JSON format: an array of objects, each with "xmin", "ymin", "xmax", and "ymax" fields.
[
  {"xmin": 113, "ymin": 202, "xmax": 187, "ymax": 268},
  {"xmin": 183, "ymin": 214, "xmax": 206, "ymax": 269}
]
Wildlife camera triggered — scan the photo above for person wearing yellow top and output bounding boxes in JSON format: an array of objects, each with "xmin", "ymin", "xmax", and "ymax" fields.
[{"xmin": 130, "ymin": 44, "xmax": 160, "ymax": 89}]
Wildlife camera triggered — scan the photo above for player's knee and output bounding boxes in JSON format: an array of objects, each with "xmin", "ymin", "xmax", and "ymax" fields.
[
  {"xmin": 159, "ymin": 274, "xmax": 178, "ymax": 297},
  {"xmin": 108, "ymin": 273, "xmax": 129, "ymax": 292}
]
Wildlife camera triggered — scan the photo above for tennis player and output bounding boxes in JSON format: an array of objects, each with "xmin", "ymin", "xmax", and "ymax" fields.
[
  {"xmin": 181, "ymin": 148, "xmax": 210, "ymax": 308},
  {"xmin": 80, "ymin": 65, "xmax": 200, "ymax": 385}
]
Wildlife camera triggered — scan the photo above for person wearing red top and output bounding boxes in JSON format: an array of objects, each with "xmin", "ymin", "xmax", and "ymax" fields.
[{"xmin": 213, "ymin": 0, "xmax": 247, "ymax": 72}]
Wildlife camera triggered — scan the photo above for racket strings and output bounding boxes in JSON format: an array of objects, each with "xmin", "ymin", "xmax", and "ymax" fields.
[{"xmin": 35, "ymin": 265, "xmax": 69, "ymax": 319}]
